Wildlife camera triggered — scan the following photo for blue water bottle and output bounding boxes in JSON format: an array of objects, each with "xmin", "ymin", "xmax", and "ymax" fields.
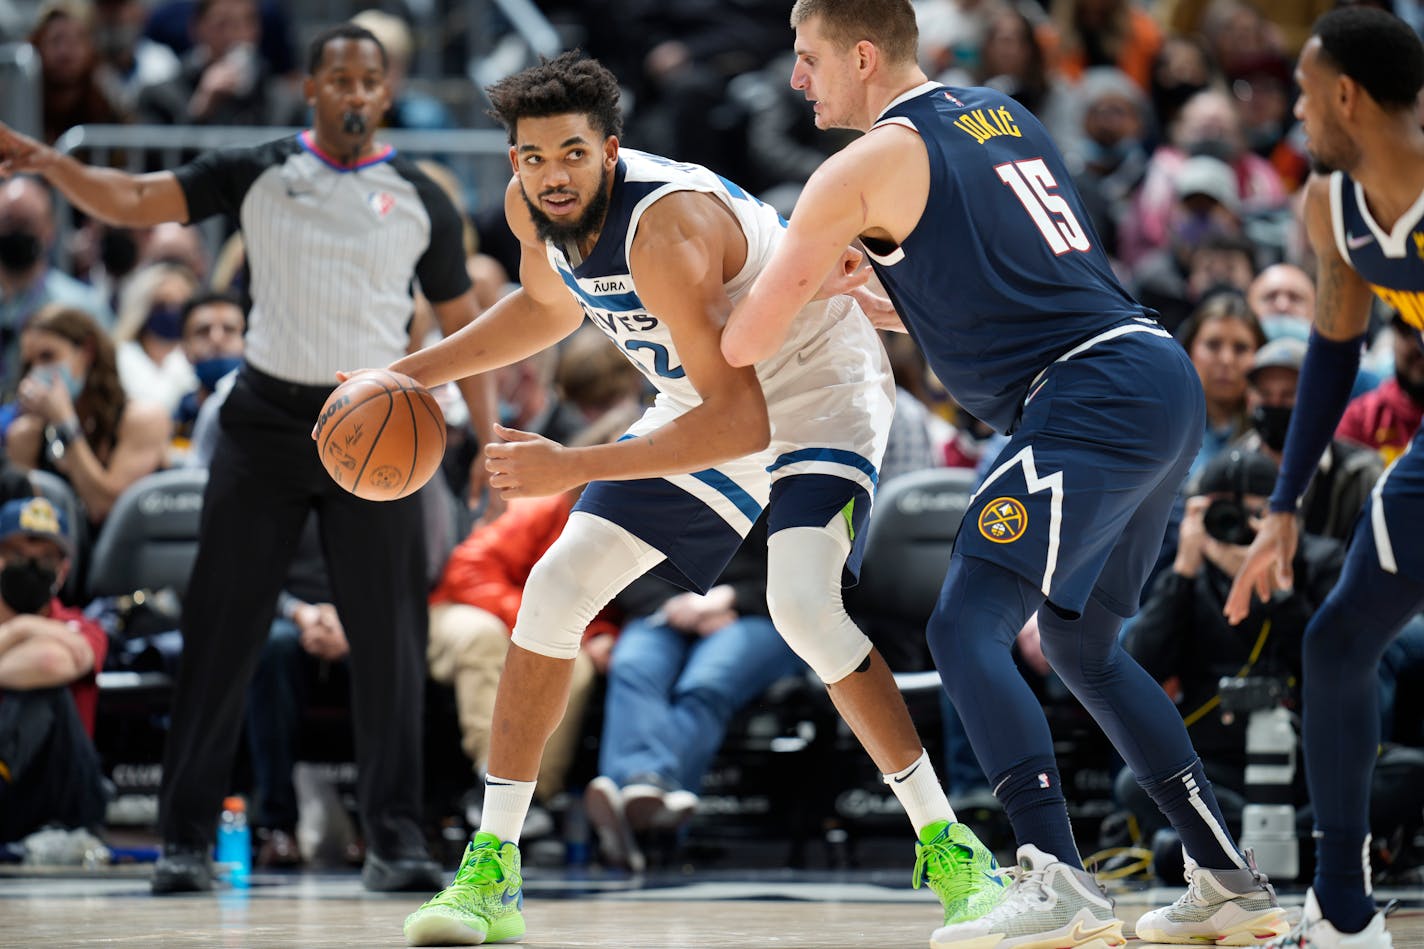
[{"xmin": 216, "ymin": 796, "xmax": 251, "ymax": 888}]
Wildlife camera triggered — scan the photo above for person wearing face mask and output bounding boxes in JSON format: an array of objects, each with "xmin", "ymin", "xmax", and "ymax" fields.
[
  {"xmin": 112, "ymin": 261, "xmax": 200, "ymax": 413},
  {"xmin": 1236, "ymin": 337, "xmax": 1382, "ymax": 542},
  {"xmin": 171, "ymin": 289, "xmax": 245, "ymax": 462},
  {"xmin": 1066, "ymin": 67, "xmax": 1150, "ymax": 262},
  {"xmin": 0, "ymin": 177, "xmax": 113, "ymax": 397},
  {"xmin": 0, "ymin": 23, "xmax": 495, "ymax": 896},
  {"xmin": 1120, "ymin": 448, "xmax": 1343, "ymax": 864},
  {"xmin": 1132, "ymin": 157, "xmax": 1250, "ymax": 334},
  {"xmin": 5, "ymin": 304, "xmax": 170, "ymax": 528},
  {"xmin": 1123, "ymin": 88, "xmax": 1288, "ymax": 267},
  {"xmin": 0, "ymin": 496, "xmax": 110, "ymax": 847}
]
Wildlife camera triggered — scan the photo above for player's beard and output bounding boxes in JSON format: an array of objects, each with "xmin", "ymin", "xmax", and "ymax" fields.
[
  {"xmin": 522, "ymin": 166, "xmax": 612, "ymax": 249},
  {"xmin": 1306, "ymin": 112, "xmax": 1358, "ymax": 175}
]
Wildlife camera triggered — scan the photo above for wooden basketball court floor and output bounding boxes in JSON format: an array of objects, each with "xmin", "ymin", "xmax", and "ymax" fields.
[{"xmin": 1, "ymin": 867, "xmax": 1421, "ymax": 948}]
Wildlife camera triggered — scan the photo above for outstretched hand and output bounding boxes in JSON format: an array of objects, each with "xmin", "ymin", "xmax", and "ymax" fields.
[
  {"xmin": 484, "ymin": 424, "xmax": 578, "ymax": 498},
  {"xmin": 1223, "ymin": 511, "xmax": 1298, "ymax": 624},
  {"xmin": 0, "ymin": 122, "xmax": 57, "ymax": 178}
]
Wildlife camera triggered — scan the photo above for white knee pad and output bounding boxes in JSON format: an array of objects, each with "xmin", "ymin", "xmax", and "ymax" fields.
[
  {"xmin": 511, "ymin": 512, "xmax": 664, "ymax": 660},
  {"xmin": 766, "ymin": 524, "xmax": 873, "ymax": 684}
]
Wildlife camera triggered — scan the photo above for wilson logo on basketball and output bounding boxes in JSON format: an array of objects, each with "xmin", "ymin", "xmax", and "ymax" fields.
[
  {"xmin": 978, "ymin": 497, "xmax": 1028, "ymax": 544},
  {"xmin": 313, "ymin": 394, "xmax": 350, "ymax": 440}
]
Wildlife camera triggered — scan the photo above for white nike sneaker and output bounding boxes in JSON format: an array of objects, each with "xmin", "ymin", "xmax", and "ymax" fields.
[
  {"xmin": 929, "ymin": 844, "xmax": 1126, "ymax": 949},
  {"xmin": 1256, "ymin": 891, "xmax": 1392, "ymax": 949},
  {"xmin": 1135, "ymin": 853, "xmax": 1290, "ymax": 945}
]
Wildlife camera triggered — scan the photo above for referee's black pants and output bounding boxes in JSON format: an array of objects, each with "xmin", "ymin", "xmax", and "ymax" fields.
[{"xmin": 159, "ymin": 366, "xmax": 431, "ymax": 859}]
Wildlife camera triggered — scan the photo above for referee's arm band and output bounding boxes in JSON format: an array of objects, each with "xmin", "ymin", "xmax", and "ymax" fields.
[{"xmin": 1268, "ymin": 330, "xmax": 1365, "ymax": 514}]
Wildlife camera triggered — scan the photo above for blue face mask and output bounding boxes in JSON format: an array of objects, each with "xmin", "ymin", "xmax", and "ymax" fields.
[
  {"xmin": 31, "ymin": 363, "xmax": 84, "ymax": 400},
  {"xmin": 145, "ymin": 303, "xmax": 185, "ymax": 341},
  {"xmin": 193, "ymin": 355, "xmax": 242, "ymax": 391},
  {"xmin": 1258, "ymin": 314, "xmax": 1310, "ymax": 343}
]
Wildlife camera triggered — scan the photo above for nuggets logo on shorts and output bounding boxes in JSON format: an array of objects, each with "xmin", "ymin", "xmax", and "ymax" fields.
[{"xmin": 978, "ymin": 497, "xmax": 1028, "ymax": 543}]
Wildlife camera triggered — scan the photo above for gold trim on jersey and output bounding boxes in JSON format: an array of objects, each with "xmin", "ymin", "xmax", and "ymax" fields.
[{"xmin": 1371, "ymin": 284, "xmax": 1424, "ymax": 330}]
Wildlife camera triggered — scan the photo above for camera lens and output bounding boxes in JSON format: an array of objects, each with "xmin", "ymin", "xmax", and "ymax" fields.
[{"xmin": 1203, "ymin": 497, "xmax": 1255, "ymax": 545}]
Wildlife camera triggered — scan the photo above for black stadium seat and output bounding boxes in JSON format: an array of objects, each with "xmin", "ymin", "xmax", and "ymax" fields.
[
  {"xmin": 86, "ymin": 468, "xmax": 207, "ymax": 601},
  {"xmin": 849, "ymin": 466, "xmax": 977, "ymax": 677},
  {"xmin": 90, "ymin": 469, "xmax": 207, "ymax": 818}
]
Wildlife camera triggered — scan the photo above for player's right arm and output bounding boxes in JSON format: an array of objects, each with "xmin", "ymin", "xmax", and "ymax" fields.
[
  {"xmin": 0, "ymin": 122, "xmax": 188, "ymax": 226},
  {"xmin": 721, "ymin": 127, "xmax": 926, "ymax": 366},
  {"xmin": 1224, "ymin": 173, "xmax": 1375, "ymax": 624},
  {"xmin": 391, "ymin": 176, "xmax": 587, "ymax": 387}
]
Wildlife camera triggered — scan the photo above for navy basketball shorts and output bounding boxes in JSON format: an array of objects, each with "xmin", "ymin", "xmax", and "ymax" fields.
[
  {"xmin": 1358, "ymin": 424, "xmax": 1424, "ymax": 581},
  {"xmin": 957, "ymin": 328, "xmax": 1205, "ymax": 618},
  {"xmin": 574, "ymin": 389, "xmax": 888, "ymax": 594}
]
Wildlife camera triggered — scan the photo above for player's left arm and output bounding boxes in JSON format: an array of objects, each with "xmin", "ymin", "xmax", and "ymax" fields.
[
  {"xmin": 1225, "ymin": 172, "xmax": 1373, "ymax": 624},
  {"xmin": 485, "ymin": 192, "xmax": 770, "ymax": 497},
  {"xmin": 722, "ymin": 130, "xmax": 921, "ymax": 366}
]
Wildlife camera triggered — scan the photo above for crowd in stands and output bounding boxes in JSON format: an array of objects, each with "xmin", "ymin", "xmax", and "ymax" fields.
[{"xmin": 1, "ymin": 0, "xmax": 1422, "ymax": 883}]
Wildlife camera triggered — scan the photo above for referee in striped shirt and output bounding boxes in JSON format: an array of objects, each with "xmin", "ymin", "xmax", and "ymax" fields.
[{"xmin": 0, "ymin": 24, "xmax": 494, "ymax": 893}]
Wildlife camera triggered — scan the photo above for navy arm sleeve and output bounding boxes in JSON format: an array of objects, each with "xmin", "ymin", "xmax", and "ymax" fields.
[{"xmin": 1268, "ymin": 331, "xmax": 1365, "ymax": 513}]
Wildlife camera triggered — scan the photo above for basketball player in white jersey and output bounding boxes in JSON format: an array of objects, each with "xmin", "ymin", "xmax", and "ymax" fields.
[{"xmin": 377, "ymin": 53, "xmax": 1009, "ymax": 947}]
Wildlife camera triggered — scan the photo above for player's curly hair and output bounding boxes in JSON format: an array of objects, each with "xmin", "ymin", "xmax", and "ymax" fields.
[
  {"xmin": 790, "ymin": 0, "xmax": 919, "ymax": 67},
  {"xmin": 1313, "ymin": 7, "xmax": 1424, "ymax": 111},
  {"xmin": 486, "ymin": 52, "xmax": 623, "ymax": 145}
]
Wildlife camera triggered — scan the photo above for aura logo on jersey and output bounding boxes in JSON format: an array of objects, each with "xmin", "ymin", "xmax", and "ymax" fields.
[{"xmin": 978, "ymin": 497, "xmax": 1028, "ymax": 543}]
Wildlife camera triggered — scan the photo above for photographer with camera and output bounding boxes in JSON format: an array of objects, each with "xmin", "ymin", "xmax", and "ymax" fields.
[
  {"xmin": 1120, "ymin": 448, "xmax": 1344, "ymax": 872},
  {"xmin": 1234, "ymin": 338, "xmax": 1381, "ymax": 543}
]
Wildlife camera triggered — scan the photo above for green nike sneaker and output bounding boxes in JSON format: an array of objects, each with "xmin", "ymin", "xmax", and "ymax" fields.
[
  {"xmin": 914, "ymin": 820, "xmax": 1010, "ymax": 926},
  {"xmin": 404, "ymin": 833, "xmax": 526, "ymax": 947}
]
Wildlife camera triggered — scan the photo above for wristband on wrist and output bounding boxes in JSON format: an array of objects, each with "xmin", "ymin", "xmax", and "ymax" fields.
[{"xmin": 45, "ymin": 418, "xmax": 81, "ymax": 462}]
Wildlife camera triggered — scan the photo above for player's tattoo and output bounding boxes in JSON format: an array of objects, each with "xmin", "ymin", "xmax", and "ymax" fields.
[{"xmin": 1310, "ymin": 250, "xmax": 1367, "ymax": 336}]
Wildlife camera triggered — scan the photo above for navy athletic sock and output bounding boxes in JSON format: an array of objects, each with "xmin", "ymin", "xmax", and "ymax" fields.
[
  {"xmin": 1301, "ymin": 523, "xmax": 1424, "ymax": 933},
  {"xmin": 992, "ymin": 757, "xmax": 1080, "ymax": 868},
  {"xmin": 1139, "ymin": 758, "xmax": 1242, "ymax": 871},
  {"xmin": 1313, "ymin": 831, "xmax": 1375, "ymax": 934},
  {"xmin": 929, "ymin": 557, "xmax": 1086, "ymax": 865},
  {"xmin": 1037, "ymin": 600, "xmax": 1243, "ymax": 871}
]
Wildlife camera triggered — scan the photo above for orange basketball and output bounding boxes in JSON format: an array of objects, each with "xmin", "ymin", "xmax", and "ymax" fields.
[{"xmin": 313, "ymin": 370, "xmax": 446, "ymax": 501}]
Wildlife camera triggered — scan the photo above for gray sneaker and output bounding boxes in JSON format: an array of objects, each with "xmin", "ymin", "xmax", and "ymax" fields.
[
  {"xmin": 929, "ymin": 845, "xmax": 1125, "ymax": 949},
  {"xmin": 1134, "ymin": 853, "xmax": 1289, "ymax": 945}
]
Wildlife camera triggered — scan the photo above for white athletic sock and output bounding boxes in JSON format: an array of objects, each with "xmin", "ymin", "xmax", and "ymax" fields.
[
  {"xmin": 883, "ymin": 748, "xmax": 956, "ymax": 835},
  {"xmin": 479, "ymin": 774, "xmax": 537, "ymax": 844}
]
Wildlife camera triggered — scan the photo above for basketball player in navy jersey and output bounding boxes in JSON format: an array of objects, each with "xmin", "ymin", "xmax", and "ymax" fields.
[
  {"xmin": 1226, "ymin": 10, "xmax": 1424, "ymax": 949},
  {"xmin": 371, "ymin": 53, "xmax": 1004, "ymax": 947},
  {"xmin": 722, "ymin": 3, "xmax": 1286, "ymax": 948}
]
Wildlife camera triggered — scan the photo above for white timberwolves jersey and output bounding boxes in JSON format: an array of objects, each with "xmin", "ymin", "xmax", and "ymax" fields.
[{"xmin": 544, "ymin": 149, "xmax": 893, "ymax": 498}]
